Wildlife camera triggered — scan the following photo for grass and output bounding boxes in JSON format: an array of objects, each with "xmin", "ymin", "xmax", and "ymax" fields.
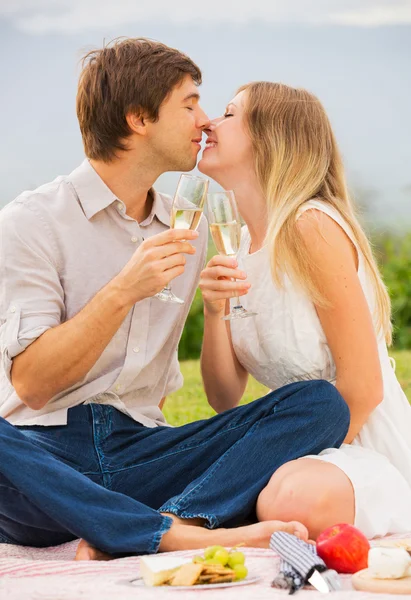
[{"xmin": 163, "ymin": 350, "xmax": 411, "ymax": 426}]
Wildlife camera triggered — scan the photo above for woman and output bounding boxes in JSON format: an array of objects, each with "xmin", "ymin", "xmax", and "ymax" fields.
[{"xmin": 198, "ymin": 82, "xmax": 411, "ymax": 540}]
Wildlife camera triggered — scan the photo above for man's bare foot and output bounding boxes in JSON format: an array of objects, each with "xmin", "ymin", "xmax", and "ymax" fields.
[{"xmin": 75, "ymin": 538, "xmax": 113, "ymax": 561}]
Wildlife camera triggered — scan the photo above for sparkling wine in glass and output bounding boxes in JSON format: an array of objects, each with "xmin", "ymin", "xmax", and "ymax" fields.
[
  {"xmin": 207, "ymin": 190, "xmax": 257, "ymax": 320},
  {"xmin": 155, "ymin": 174, "xmax": 208, "ymax": 304}
]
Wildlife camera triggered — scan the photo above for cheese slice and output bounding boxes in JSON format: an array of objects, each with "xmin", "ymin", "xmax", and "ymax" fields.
[{"xmin": 140, "ymin": 555, "xmax": 192, "ymax": 586}]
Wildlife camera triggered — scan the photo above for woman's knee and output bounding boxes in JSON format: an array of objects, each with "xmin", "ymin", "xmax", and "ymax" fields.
[
  {"xmin": 256, "ymin": 460, "xmax": 355, "ymax": 538},
  {"xmin": 256, "ymin": 462, "xmax": 314, "ymax": 524}
]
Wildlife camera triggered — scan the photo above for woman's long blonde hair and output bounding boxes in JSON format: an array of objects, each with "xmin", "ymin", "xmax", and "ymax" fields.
[{"xmin": 238, "ymin": 82, "xmax": 392, "ymax": 344}]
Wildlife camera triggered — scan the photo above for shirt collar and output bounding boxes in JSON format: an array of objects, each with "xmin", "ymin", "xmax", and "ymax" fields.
[
  {"xmin": 67, "ymin": 159, "xmax": 117, "ymax": 220},
  {"xmin": 141, "ymin": 189, "xmax": 171, "ymax": 227},
  {"xmin": 67, "ymin": 159, "xmax": 171, "ymax": 226}
]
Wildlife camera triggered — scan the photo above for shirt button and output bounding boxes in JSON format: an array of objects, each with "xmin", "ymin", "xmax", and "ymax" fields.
[
  {"xmin": 10, "ymin": 307, "xmax": 16, "ymax": 313},
  {"xmin": 115, "ymin": 384, "xmax": 122, "ymax": 392},
  {"xmin": 131, "ymin": 236, "xmax": 138, "ymax": 243},
  {"xmin": 117, "ymin": 202, "xmax": 125, "ymax": 211},
  {"xmin": 133, "ymin": 347, "xmax": 140, "ymax": 353}
]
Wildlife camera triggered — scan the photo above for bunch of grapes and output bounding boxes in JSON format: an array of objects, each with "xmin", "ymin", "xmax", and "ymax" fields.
[{"xmin": 193, "ymin": 545, "xmax": 248, "ymax": 580}]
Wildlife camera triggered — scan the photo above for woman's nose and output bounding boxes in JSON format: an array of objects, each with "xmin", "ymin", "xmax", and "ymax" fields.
[{"xmin": 205, "ymin": 120, "xmax": 219, "ymax": 133}]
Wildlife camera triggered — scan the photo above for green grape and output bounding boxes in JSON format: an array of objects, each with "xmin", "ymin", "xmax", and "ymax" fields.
[
  {"xmin": 233, "ymin": 564, "xmax": 248, "ymax": 580},
  {"xmin": 193, "ymin": 555, "xmax": 205, "ymax": 563},
  {"xmin": 228, "ymin": 551, "xmax": 245, "ymax": 568},
  {"xmin": 204, "ymin": 558, "xmax": 222, "ymax": 565},
  {"xmin": 214, "ymin": 549, "xmax": 230, "ymax": 565},
  {"xmin": 204, "ymin": 545, "xmax": 225, "ymax": 560}
]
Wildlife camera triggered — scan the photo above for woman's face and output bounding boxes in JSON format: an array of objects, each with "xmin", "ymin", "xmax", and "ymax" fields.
[{"xmin": 198, "ymin": 90, "xmax": 253, "ymax": 182}]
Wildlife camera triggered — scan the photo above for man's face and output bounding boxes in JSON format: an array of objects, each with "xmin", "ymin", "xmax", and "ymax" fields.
[{"xmin": 145, "ymin": 75, "xmax": 210, "ymax": 172}]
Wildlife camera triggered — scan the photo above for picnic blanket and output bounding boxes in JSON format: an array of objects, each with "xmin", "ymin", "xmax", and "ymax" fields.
[{"xmin": 0, "ymin": 535, "xmax": 409, "ymax": 599}]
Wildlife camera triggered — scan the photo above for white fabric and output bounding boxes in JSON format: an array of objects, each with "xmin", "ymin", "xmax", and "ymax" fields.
[{"xmin": 230, "ymin": 199, "xmax": 411, "ymax": 538}]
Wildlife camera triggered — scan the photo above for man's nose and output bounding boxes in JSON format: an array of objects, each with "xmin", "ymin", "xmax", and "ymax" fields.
[{"xmin": 196, "ymin": 106, "xmax": 211, "ymax": 130}]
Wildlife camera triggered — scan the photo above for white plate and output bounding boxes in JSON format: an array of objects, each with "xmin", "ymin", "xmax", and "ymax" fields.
[{"xmin": 123, "ymin": 575, "xmax": 261, "ymax": 590}]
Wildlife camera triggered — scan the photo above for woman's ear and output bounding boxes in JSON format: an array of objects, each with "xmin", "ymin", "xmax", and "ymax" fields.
[{"xmin": 126, "ymin": 112, "xmax": 147, "ymax": 136}]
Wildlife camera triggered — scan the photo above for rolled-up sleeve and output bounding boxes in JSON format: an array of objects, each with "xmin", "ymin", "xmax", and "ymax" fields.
[{"xmin": 0, "ymin": 201, "xmax": 64, "ymax": 382}]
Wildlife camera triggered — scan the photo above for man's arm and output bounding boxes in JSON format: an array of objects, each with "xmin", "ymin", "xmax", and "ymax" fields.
[{"xmin": 10, "ymin": 229, "xmax": 199, "ymax": 410}]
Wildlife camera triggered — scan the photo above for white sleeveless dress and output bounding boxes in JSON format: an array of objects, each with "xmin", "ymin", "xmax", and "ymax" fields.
[{"xmin": 230, "ymin": 199, "xmax": 411, "ymax": 539}]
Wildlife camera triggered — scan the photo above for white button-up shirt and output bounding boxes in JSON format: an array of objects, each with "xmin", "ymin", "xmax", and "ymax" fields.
[{"xmin": 0, "ymin": 160, "xmax": 207, "ymax": 427}]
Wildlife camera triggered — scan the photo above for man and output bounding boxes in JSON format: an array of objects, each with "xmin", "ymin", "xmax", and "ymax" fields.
[{"xmin": 0, "ymin": 38, "xmax": 349, "ymax": 559}]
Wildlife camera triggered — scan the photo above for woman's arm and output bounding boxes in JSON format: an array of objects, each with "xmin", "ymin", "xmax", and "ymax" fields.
[
  {"xmin": 200, "ymin": 255, "xmax": 250, "ymax": 412},
  {"xmin": 297, "ymin": 209, "xmax": 384, "ymax": 443}
]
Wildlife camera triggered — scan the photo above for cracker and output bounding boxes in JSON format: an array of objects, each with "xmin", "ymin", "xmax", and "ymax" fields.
[
  {"xmin": 207, "ymin": 574, "xmax": 235, "ymax": 584},
  {"xmin": 169, "ymin": 563, "xmax": 204, "ymax": 587},
  {"xmin": 202, "ymin": 566, "xmax": 234, "ymax": 574}
]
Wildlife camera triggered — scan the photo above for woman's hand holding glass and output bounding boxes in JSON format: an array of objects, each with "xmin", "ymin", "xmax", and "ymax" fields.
[
  {"xmin": 205, "ymin": 190, "xmax": 257, "ymax": 320},
  {"xmin": 199, "ymin": 255, "xmax": 251, "ymax": 317}
]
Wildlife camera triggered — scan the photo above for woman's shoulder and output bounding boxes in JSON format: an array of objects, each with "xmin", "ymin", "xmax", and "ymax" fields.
[
  {"xmin": 297, "ymin": 198, "xmax": 341, "ymax": 221},
  {"xmin": 296, "ymin": 198, "xmax": 359, "ymax": 251}
]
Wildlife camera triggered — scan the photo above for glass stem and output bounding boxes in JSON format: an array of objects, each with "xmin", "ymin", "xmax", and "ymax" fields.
[{"xmin": 233, "ymin": 279, "xmax": 241, "ymax": 308}]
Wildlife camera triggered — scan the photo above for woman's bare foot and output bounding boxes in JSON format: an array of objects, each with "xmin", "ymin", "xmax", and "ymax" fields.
[
  {"xmin": 75, "ymin": 538, "xmax": 113, "ymax": 561},
  {"xmin": 159, "ymin": 519, "xmax": 309, "ymax": 552},
  {"xmin": 249, "ymin": 520, "xmax": 309, "ymax": 546}
]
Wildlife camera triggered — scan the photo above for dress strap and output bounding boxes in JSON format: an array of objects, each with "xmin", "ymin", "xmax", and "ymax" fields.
[
  {"xmin": 297, "ymin": 200, "xmax": 358, "ymax": 247},
  {"xmin": 296, "ymin": 199, "xmax": 361, "ymax": 270}
]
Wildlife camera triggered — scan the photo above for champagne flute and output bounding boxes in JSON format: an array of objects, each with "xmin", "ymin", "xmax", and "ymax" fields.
[
  {"xmin": 207, "ymin": 190, "xmax": 257, "ymax": 320},
  {"xmin": 155, "ymin": 174, "xmax": 209, "ymax": 304}
]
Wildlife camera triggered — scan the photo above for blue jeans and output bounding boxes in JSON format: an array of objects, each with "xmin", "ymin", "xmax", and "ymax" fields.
[{"xmin": 0, "ymin": 381, "xmax": 349, "ymax": 555}]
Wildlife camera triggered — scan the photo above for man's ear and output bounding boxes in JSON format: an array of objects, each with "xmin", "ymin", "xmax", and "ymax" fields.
[{"xmin": 126, "ymin": 111, "xmax": 148, "ymax": 136}]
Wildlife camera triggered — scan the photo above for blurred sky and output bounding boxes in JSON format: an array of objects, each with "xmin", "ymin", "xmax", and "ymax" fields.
[{"xmin": 0, "ymin": 0, "xmax": 410, "ymax": 227}]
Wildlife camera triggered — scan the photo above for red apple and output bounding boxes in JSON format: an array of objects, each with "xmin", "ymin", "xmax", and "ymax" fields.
[{"xmin": 316, "ymin": 523, "xmax": 370, "ymax": 574}]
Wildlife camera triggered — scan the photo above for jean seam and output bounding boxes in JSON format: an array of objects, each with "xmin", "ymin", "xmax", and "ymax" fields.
[
  {"xmin": 90, "ymin": 405, "xmax": 112, "ymax": 490},
  {"xmin": 148, "ymin": 515, "xmax": 174, "ymax": 554},
  {"xmin": 160, "ymin": 419, "xmax": 263, "ymax": 518},
  {"xmin": 161, "ymin": 508, "xmax": 219, "ymax": 529},
  {"xmin": 102, "ymin": 410, "xmax": 113, "ymax": 490}
]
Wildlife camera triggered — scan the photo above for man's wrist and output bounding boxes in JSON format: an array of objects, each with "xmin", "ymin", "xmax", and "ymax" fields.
[{"xmin": 104, "ymin": 277, "xmax": 142, "ymax": 312}]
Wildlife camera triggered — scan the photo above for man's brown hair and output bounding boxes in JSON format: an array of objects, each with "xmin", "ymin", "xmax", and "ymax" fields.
[{"xmin": 77, "ymin": 37, "xmax": 202, "ymax": 162}]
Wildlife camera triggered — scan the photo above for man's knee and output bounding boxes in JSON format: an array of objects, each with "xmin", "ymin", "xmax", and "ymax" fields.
[{"xmin": 309, "ymin": 380, "xmax": 350, "ymax": 441}]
